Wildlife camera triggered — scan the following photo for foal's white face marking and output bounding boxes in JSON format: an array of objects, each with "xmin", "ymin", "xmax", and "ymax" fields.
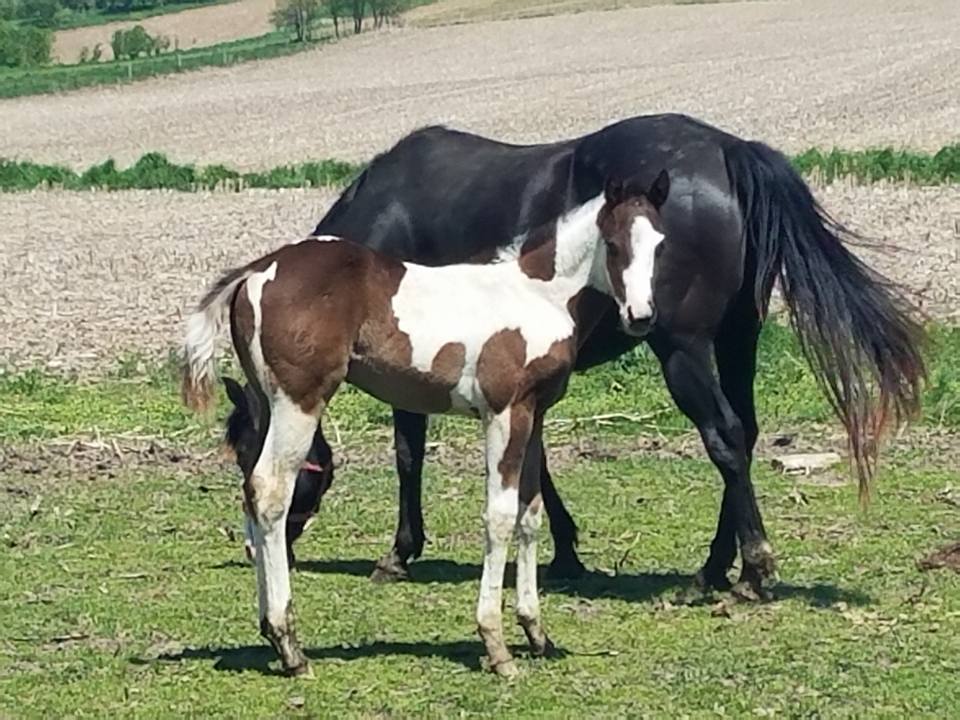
[{"xmin": 618, "ymin": 214, "xmax": 663, "ymax": 328}]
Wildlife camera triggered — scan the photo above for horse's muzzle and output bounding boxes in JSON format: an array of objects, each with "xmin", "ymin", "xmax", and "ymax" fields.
[{"xmin": 622, "ymin": 306, "xmax": 657, "ymax": 337}]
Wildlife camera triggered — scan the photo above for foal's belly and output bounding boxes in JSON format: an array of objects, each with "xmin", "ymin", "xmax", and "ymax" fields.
[{"xmin": 345, "ymin": 356, "xmax": 482, "ymax": 417}]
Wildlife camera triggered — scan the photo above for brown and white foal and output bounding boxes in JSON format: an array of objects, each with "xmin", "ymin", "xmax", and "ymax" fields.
[{"xmin": 181, "ymin": 171, "xmax": 670, "ymax": 678}]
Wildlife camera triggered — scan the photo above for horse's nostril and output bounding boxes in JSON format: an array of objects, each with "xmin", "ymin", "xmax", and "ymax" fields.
[{"xmin": 627, "ymin": 306, "xmax": 637, "ymax": 324}]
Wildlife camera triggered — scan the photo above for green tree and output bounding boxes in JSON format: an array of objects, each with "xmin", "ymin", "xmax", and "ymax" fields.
[
  {"xmin": 0, "ymin": 19, "xmax": 51, "ymax": 66},
  {"xmin": 271, "ymin": 0, "xmax": 321, "ymax": 42}
]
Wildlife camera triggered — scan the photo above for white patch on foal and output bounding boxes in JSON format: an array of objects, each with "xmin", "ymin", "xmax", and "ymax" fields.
[{"xmin": 391, "ymin": 195, "xmax": 607, "ymax": 414}]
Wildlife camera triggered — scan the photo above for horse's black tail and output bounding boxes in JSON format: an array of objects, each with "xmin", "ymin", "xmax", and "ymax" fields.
[{"xmin": 724, "ymin": 139, "xmax": 926, "ymax": 502}]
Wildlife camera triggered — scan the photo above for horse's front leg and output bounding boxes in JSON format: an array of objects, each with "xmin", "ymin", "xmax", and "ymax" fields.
[
  {"xmin": 477, "ymin": 400, "xmax": 534, "ymax": 679},
  {"xmin": 247, "ymin": 396, "xmax": 321, "ymax": 676}
]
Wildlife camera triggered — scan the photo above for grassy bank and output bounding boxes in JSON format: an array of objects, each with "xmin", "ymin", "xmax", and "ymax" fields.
[
  {"xmin": 2, "ymin": 145, "xmax": 960, "ymax": 193},
  {"xmin": 0, "ymin": 31, "xmax": 322, "ymax": 98}
]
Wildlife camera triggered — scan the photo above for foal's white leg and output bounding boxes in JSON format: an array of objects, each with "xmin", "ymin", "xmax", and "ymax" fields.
[
  {"xmin": 515, "ymin": 417, "xmax": 554, "ymax": 656},
  {"xmin": 247, "ymin": 391, "xmax": 319, "ymax": 676},
  {"xmin": 477, "ymin": 404, "xmax": 533, "ymax": 679}
]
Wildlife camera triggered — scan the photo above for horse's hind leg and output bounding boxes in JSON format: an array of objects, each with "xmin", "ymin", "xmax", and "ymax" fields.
[
  {"xmin": 648, "ymin": 331, "xmax": 773, "ymax": 599},
  {"xmin": 516, "ymin": 413, "xmax": 554, "ymax": 657},
  {"xmin": 247, "ymin": 392, "xmax": 323, "ymax": 676},
  {"xmin": 713, "ymin": 301, "xmax": 773, "ymax": 599}
]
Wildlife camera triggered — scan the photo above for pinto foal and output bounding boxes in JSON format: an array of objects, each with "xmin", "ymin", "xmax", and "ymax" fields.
[{"xmin": 182, "ymin": 172, "xmax": 670, "ymax": 678}]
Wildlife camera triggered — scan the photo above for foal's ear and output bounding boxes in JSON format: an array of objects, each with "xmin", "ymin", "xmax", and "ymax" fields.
[
  {"xmin": 647, "ymin": 169, "xmax": 670, "ymax": 210},
  {"xmin": 223, "ymin": 377, "xmax": 247, "ymax": 411},
  {"xmin": 604, "ymin": 177, "xmax": 625, "ymax": 206}
]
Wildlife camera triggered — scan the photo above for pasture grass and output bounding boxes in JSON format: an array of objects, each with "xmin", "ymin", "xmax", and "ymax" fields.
[
  {"xmin": 3, "ymin": 145, "xmax": 960, "ymax": 193},
  {"xmin": 0, "ymin": 153, "xmax": 363, "ymax": 192},
  {"xmin": 2, "ymin": 322, "xmax": 959, "ymax": 445},
  {"xmin": 2, "ymin": 349, "xmax": 959, "ymax": 715}
]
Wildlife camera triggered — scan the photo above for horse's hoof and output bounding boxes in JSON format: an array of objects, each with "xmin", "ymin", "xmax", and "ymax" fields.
[
  {"xmin": 244, "ymin": 543, "xmax": 256, "ymax": 565},
  {"xmin": 694, "ymin": 565, "xmax": 733, "ymax": 593},
  {"xmin": 531, "ymin": 634, "xmax": 557, "ymax": 659},
  {"xmin": 742, "ymin": 540, "xmax": 777, "ymax": 578},
  {"xmin": 492, "ymin": 659, "xmax": 520, "ymax": 680},
  {"xmin": 370, "ymin": 559, "xmax": 409, "ymax": 583},
  {"xmin": 731, "ymin": 579, "xmax": 773, "ymax": 604},
  {"xmin": 285, "ymin": 661, "xmax": 314, "ymax": 679},
  {"xmin": 547, "ymin": 554, "xmax": 586, "ymax": 581}
]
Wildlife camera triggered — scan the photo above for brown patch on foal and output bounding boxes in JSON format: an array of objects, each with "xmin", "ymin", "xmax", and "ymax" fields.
[
  {"xmin": 431, "ymin": 341, "xmax": 467, "ymax": 384},
  {"xmin": 517, "ymin": 221, "xmax": 558, "ymax": 281},
  {"xmin": 476, "ymin": 329, "xmax": 527, "ymax": 414}
]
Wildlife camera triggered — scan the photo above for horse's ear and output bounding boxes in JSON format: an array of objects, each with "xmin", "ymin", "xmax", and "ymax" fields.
[
  {"xmin": 647, "ymin": 169, "xmax": 670, "ymax": 210},
  {"xmin": 604, "ymin": 177, "xmax": 624, "ymax": 206},
  {"xmin": 223, "ymin": 377, "xmax": 247, "ymax": 411}
]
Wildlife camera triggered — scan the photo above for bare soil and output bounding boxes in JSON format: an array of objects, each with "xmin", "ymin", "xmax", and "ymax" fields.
[
  {"xmin": 52, "ymin": 0, "xmax": 273, "ymax": 64},
  {"xmin": 2, "ymin": 0, "xmax": 958, "ymax": 170},
  {"xmin": 0, "ymin": 183, "xmax": 957, "ymax": 377}
]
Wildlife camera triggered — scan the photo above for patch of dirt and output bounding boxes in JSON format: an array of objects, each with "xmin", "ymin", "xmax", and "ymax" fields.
[
  {"xmin": 1, "ymin": 0, "xmax": 957, "ymax": 169},
  {"xmin": 0, "ymin": 436, "xmax": 230, "ymax": 486},
  {"xmin": 52, "ymin": 0, "xmax": 273, "ymax": 64},
  {"xmin": 918, "ymin": 542, "xmax": 960, "ymax": 573}
]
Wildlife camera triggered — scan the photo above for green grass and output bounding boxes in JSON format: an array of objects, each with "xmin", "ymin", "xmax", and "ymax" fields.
[
  {"xmin": 2, "ymin": 373, "xmax": 958, "ymax": 714},
  {"xmin": 793, "ymin": 145, "xmax": 960, "ymax": 185},
  {"xmin": 0, "ymin": 30, "xmax": 324, "ymax": 98},
  {"xmin": 0, "ymin": 152, "xmax": 363, "ymax": 192},
  {"xmin": 2, "ymin": 322, "xmax": 958, "ymax": 444},
  {"xmin": 3, "ymin": 145, "xmax": 960, "ymax": 193}
]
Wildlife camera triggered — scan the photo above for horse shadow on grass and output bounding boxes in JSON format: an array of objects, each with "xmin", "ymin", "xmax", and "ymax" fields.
[
  {"xmin": 292, "ymin": 557, "xmax": 872, "ymax": 608},
  {"xmin": 136, "ymin": 639, "xmax": 571, "ymax": 676}
]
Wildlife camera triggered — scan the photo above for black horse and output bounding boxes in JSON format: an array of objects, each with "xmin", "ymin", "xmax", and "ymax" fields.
[{"xmin": 223, "ymin": 113, "xmax": 924, "ymax": 597}]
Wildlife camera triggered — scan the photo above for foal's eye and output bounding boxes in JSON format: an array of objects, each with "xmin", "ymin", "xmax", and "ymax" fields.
[{"xmin": 604, "ymin": 240, "xmax": 619, "ymax": 257}]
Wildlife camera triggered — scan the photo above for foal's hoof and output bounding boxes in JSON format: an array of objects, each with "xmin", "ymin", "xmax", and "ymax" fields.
[
  {"xmin": 492, "ymin": 659, "xmax": 520, "ymax": 680},
  {"xmin": 284, "ymin": 661, "xmax": 314, "ymax": 679},
  {"xmin": 243, "ymin": 542, "xmax": 256, "ymax": 565},
  {"xmin": 531, "ymin": 634, "xmax": 557, "ymax": 659},
  {"xmin": 547, "ymin": 554, "xmax": 587, "ymax": 581},
  {"xmin": 370, "ymin": 555, "xmax": 409, "ymax": 583}
]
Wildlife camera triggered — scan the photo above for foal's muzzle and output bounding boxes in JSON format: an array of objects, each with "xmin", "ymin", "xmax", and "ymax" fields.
[{"xmin": 622, "ymin": 305, "xmax": 657, "ymax": 337}]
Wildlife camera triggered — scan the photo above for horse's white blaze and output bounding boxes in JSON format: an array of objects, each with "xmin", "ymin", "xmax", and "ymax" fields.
[
  {"xmin": 620, "ymin": 215, "xmax": 663, "ymax": 323},
  {"xmin": 477, "ymin": 409, "xmax": 518, "ymax": 631},
  {"xmin": 391, "ymin": 195, "xmax": 607, "ymax": 414}
]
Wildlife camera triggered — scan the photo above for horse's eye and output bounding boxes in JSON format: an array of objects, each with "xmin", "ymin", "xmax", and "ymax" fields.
[{"xmin": 604, "ymin": 240, "xmax": 619, "ymax": 257}]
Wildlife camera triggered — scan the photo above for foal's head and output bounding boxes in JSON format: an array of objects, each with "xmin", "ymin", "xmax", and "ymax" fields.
[
  {"xmin": 597, "ymin": 169, "xmax": 670, "ymax": 337},
  {"xmin": 223, "ymin": 377, "xmax": 333, "ymax": 556}
]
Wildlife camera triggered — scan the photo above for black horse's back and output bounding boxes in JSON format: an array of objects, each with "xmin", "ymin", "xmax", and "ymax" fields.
[{"xmin": 315, "ymin": 125, "xmax": 577, "ymax": 264}]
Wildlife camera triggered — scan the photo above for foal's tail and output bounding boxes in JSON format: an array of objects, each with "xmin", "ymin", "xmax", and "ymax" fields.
[
  {"xmin": 724, "ymin": 140, "xmax": 926, "ymax": 502},
  {"xmin": 181, "ymin": 265, "xmax": 256, "ymax": 413}
]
